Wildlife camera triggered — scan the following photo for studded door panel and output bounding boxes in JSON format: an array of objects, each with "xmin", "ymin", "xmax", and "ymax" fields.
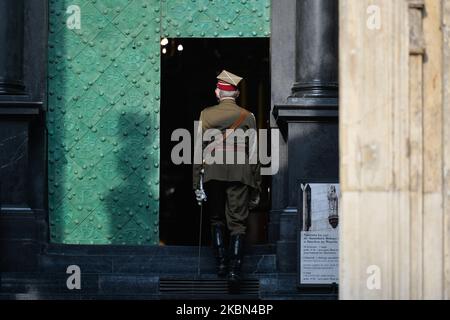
[
  {"xmin": 161, "ymin": 0, "xmax": 271, "ymax": 38},
  {"xmin": 48, "ymin": 0, "xmax": 270, "ymax": 245},
  {"xmin": 48, "ymin": 0, "xmax": 161, "ymax": 245}
]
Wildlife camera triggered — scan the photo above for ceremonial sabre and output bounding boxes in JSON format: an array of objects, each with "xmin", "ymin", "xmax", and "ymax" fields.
[{"xmin": 197, "ymin": 167, "xmax": 206, "ymax": 277}]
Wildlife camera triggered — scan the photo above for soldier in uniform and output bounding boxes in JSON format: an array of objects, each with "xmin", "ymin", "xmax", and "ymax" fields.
[{"xmin": 193, "ymin": 70, "xmax": 261, "ymax": 289}]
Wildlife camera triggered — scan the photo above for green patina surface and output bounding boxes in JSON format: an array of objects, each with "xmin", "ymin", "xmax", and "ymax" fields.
[
  {"xmin": 48, "ymin": 0, "xmax": 270, "ymax": 245},
  {"xmin": 161, "ymin": 0, "xmax": 271, "ymax": 38}
]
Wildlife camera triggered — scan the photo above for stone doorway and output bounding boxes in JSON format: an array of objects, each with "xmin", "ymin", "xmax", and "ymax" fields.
[{"xmin": 159, "ymin": 38, "xmax": 271, "ymax": 246}]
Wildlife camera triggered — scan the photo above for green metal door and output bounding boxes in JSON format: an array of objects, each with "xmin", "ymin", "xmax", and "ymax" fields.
[{"xmin": 48, "ymin": 0, "xmax": 270, "ymax": 245}]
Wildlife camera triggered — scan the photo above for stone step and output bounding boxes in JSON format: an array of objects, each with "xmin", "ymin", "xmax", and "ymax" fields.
[
  {"xmin": 39, "ymin": 253, "xmax": 277, "ymax": 274},
  {"xmin": 0, "ymin": 273, "xmax": 101, "ymax": 295},
  {"xmin": 0, "ymin": 272, "xmax": 338, "ymax": 300},
  {"xmin": 43, "ymin": 244, "xmax": 276, "ymax": 256},
  {"xmin": 0, "ymin": 293, "xmax": 157, "ymax": 300},
  {"xmin": 0, "ymin": 272, "xmax": 265, "ymax": 299}
]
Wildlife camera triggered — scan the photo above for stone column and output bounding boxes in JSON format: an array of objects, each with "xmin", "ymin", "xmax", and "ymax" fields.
[
  {"xmin": 272, "ymin": 0, "xmax": 340, "ymax": 277},
  {"xmin": 291, "ymin": 0, "xmax": 339, "ymax": 100},
  {"xmin": 0, "ymin": 0, "xmax": 25, "ymax": 95}
]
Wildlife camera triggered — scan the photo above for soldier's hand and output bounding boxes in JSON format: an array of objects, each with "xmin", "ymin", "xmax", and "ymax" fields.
[
  {"xmin": 195, "ymin": 189, "xmax": 207, "ymax": 204},
  {"xmin": 249, "ymin": 193, "xmax": 260, "ymax": 210}
]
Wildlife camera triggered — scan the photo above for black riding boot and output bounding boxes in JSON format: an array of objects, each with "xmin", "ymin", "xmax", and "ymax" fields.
[
  {"xmin": 211, "ymin": 224, "xmax": 227, "ymax": 278},
  {"xmin": 228, "ymin": 233, "xmax": 245, "ymax": 292}
]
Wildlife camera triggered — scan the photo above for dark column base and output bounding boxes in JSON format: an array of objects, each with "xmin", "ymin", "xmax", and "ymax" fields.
[
  {"xmin": 268, "ymin": 210, "xmax": 281, "ymax": 242},
  {"xmin": 0, "ymin": 80, "xmax": 26, "ymax": 95},
  {"xmin": 291, "ymin": 81, "xmax": 338, "ymax": 99},
  {"xmin": 0, "ymin": 0, "xmax": 25, "ymax": 95},
  {"xmin": 276, "ymin": 208, "xmax": 298, "ymax": 273},
  {"xmin": 0, "ymin": 211, "xmax": 44, "ymax": 272},
  {"xmin": 272, "ymin": 102, "xmax": 339, "ymax": 278}
]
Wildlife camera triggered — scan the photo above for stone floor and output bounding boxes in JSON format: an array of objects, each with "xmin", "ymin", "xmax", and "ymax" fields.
[{"xmin": 0, "ymin": 244, "xmax": 338, "ymax": 300}]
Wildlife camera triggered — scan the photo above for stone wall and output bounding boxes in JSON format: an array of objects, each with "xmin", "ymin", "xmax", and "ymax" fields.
[{"xmin": 339, "ymin": 0, "xmax": 450, "ymax": 300}]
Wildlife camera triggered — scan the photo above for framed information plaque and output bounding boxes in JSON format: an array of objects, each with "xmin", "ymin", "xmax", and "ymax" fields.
[{"xmin": 297, "ymin": 183, "xmax": 340, "ymax": 287}]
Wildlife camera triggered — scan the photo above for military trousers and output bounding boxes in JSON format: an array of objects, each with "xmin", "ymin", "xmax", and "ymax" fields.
[{"xmin": 204, "ymin": 180, "xmax": 250, "ymax": 236}]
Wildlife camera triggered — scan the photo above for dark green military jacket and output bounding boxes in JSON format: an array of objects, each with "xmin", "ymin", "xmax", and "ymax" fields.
[{"xmin": 192, "ymin": 99, "xmax": 262, "ymax": 192}]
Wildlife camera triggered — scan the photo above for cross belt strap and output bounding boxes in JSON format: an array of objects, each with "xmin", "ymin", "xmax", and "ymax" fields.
[
  {"xmin": 203, "ymin": 109, "xmax": 250, "ymax": 155},
  {"xmin": 223, "ymin": 109, "xmax": 249, "ymax": 140}
]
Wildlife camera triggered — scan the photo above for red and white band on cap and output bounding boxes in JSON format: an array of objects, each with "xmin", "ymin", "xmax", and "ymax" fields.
[{"xmin": 217, "ymin": 81, "xmax": 237, "ymax": 91}]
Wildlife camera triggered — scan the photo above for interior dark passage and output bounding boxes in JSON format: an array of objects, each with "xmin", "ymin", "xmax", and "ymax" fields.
[{"xmin": 160, "ymin": 38, "xmax": 271, "ymax": 246}]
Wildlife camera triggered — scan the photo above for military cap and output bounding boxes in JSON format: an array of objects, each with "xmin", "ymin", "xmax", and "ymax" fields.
[{"xmin": 217, "ymin": 70, "xmax": 243, "ymax": 91}]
